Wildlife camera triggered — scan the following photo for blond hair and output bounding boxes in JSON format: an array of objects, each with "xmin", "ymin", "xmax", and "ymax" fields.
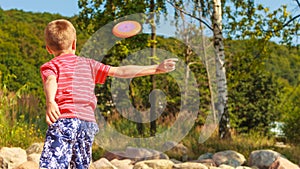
[{"xmin": 44, "ymin": 19, "xmax": 76, "ymax": 52}]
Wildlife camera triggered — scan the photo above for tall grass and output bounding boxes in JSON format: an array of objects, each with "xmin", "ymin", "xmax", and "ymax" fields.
[{"xmin": 0, "ymin": 81, "xmax": 45, "ymax": 148}]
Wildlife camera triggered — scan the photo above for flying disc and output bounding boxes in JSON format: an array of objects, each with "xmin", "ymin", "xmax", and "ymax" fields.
[{"xmin": 112, "ymin": 20, "xmax": 142, "ymax": 38}]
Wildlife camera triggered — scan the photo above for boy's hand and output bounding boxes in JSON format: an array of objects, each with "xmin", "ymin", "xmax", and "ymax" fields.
[
  {"xmin": 157, "ymin": 58, "xmax": 178, "ymax": 73},
  {"xmin": 46, "ymin": 100, "xmax": 60, "ymax": 125}
]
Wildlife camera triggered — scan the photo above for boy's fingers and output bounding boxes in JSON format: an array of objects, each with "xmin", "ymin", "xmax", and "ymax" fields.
[{"xmin": 46, "ymin": 115, "xmax": 52, "ymax": 125}]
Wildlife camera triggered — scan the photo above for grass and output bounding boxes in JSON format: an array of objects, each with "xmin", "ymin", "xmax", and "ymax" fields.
[{"xmin": 0, "ymin": 83, "xmax": 45, "ymax": 149}]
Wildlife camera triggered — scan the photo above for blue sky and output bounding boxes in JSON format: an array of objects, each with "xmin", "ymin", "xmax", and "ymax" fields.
[{"xmin": 0, "ymin": 0, "xmax": 297, "ymax": 17}]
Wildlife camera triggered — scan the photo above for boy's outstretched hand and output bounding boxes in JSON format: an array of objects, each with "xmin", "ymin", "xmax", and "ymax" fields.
[{"xmin": 157, "ymin": 58, "xmax": 178, "ymax": 73}]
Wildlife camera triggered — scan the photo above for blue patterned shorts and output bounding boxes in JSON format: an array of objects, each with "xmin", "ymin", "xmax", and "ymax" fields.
[{"xmin": 39, "ymin": 118, "xmax": 99, "ymax": 169}]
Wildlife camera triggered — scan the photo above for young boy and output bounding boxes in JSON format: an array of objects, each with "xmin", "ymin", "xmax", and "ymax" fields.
[{"xmin": 39, "ymin": 19, "xmax": 177, "ymax": 169}]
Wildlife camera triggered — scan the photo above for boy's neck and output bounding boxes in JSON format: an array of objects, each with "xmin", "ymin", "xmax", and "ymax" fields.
[{"xmin": 53, "ymin": 50, "xmax": 75, "ymax": 57}]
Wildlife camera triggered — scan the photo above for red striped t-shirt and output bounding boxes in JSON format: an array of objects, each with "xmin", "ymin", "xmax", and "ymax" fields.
[{"xmin": 40, "ymin": 54, "xmax": 111, "ymax": 122}]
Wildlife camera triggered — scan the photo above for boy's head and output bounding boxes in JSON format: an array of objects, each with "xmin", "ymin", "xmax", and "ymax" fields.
[{"xmin": 44, "ymin": 19, "xmax": 76, "ymax": 54}]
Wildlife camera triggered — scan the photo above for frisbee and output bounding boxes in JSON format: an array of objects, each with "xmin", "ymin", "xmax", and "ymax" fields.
[{"xmin": 112, "ymin": 20, "xmax": 142, "ymax": 38}]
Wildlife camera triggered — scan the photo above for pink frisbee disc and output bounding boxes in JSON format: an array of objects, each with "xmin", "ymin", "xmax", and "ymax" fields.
[{"xmin": 112, "ymin": 20, "xmax": 142, "ymax": 38}]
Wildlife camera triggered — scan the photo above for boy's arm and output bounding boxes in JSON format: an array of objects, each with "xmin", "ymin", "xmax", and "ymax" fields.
[
  {"xmin": 108, "ymin": 58, "xmax": 178, "ymax": 78},
  {"xmin": 44, "ymin": 75, "xmax": 60, "ymax": 125}
]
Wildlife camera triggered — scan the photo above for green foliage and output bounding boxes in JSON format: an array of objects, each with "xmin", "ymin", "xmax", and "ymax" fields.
[
  {"xmin": 226, "ymin": 39, "xmax": 284, "ymax": 134},
  {"xmin": 223, "ymin": 0, "xmax": 299, "ymax": 46},
  {"xmin": 280, "ymin": 84, "xmax": 300, "ymax": 144}
]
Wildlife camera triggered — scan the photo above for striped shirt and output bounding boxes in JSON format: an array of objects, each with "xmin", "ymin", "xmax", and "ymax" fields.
[{"xmin": 40, "ymin": 54, "xmax": 111, "ymax": 122}]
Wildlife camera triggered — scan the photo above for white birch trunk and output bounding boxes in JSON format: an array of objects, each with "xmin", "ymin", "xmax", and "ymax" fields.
[{"xmin": 213, "ymin": 0, "xmax": 230, "ymax": 139}]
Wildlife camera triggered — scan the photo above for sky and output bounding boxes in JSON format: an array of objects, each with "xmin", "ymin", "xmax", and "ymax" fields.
[{"xmin": 0, "ymin": 0, "xmax": 297, "ymax": 17}]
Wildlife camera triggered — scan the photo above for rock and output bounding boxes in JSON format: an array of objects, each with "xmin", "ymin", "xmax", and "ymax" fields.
[
  {"xmin": 196, "ymin": 158, "xmax": 216, "ymax": 167},
  {"xmin": 197, "ymin": 153, "xmax": 214, "ymax": 161},
  {"xmin": 133, "ymin": 159, "xmax": 174, "ymax": 169},
  {"xmin": 164, "ymin": 142, "xmax": 189, "ymax": 162},
  {"xmin": 0, "ymin": 156, "xmax": 8, "ymax": 169},
  {"xmin": 169, "ymin": 158, "xmax": 182, "ymax": 164},
  {"xmin": 163, "ymin": 141, "xmax": 188, "ymax": 155},
  {"xmin": 218, "ymin": 164, "xmax": 235, "ymax": 169},
  {"xmin": 103, "ymin": 151, "xmax": 127, "ymax": 161},
  {"xmin": 27, "ymin": 153, "xmax": 41, "ymax": 164},
  {"xmin": 93, "ymin": 158, "xmax": 117, "ymax": 169},
  {"xmin": 236, "ymin": 166, "xmax": 253, "ymax": 169},
  {"xmin": 125, "ymin": 147, "xmax": 169, "ymax": 161},
  {"xmin": 212, "ymin": 150, "xmax": 246, "ymax": 167},
  {"xmin": 173, "ymin": 162, "xmax": 208, "ymax": 169},
  {"xmin": 269, "ymin": 157, "xmax": 300, "ymax": 169},
  {"xmin": 15, "ymin": 161, "xmax": 39, "ymax": 169},
  {"xmin": 25, "ymin": 143, "xmax": 44, "ymax": 155},
  {"xmin": 0, "ymin": 147, "xmax": 27, "ymax": 169},
  {"xmin": 248, "ymin": 150, "xmax": 282, "ymax": 169},
  {"xmin": 110, "ymin": 159, "xmax": 134, "ymax": 169}
]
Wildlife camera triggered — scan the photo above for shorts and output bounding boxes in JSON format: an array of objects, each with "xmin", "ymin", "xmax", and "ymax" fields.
[{"xmin": 39, "ymin": 118, "xmax": 99, "ymax": 169}]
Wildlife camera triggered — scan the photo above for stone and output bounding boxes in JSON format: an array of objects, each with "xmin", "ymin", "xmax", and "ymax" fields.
[
  {"xmin": 197, "ymin": 153, "xmax": 214, "ymax": 161},
  {"xmin": 93, "ymin": 158, "xmax": 117, "ymax": 169},
  {"xmin": 125, "ymin": 147, "xmax": 168, "ymax": 161},
  {"xmin": 27, "ymin": 153, "xmax": 41, "ymax": 164},
  {"xmin": 218, "ymin": 164, "xmax": 235, "ymax": 169},
  {"xmin": 15, "ymin": 161, "xmax": 39, "ymax": 169},
  {"xmin": 197, "ymin": 158, "xmax": 216, "ymax": 167},
  {"xmin": 25, "ymin": 143, "xmax": 44, "ymax": 155},
  {"xmin": 212, "ymin": 150, "xmax": 246, "ymax": 167},
  {"xmin": 235, "ymin": 166, "xmax": 253, "ymax": 169},
  {"xmin": 173, "ymin": 162, "xmax": 208, "ymax": 169},
  {"xmin": 133, "ymin": 159, "xmax": 174, "ymax": 169},
  {"xmin": 248, "ymin": 150, "xmax": 282, "ymax": 169},
  {"xmin": 269, "ymin": 157, "xmax": 300, "ymax": 169},
  {"xmin": 103, "ymin": 151, "xmax": 127, "ymax": 161},
  {"xmin": 0, "ymin": 147, "xmax": 27, "ymax": 169},
  {"xmin": 110, "ymin": 159, "xmax": 134, "ymax": 169}
]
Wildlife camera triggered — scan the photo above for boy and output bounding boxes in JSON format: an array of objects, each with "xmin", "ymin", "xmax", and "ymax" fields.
[{"xmin": 39, "ymin": 19, "xmax": 177, "ymax": 168}]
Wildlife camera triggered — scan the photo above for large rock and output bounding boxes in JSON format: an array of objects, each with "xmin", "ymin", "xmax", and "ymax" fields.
[
  {"xmin": 25, "ymin": 143, "xmax": 44, "ymax": 155},
  {"xmin": 103, "ymin": 151, "xmax": 127, "ymax": 161},
  {"xmin": 218, "ymin": 164, "xmax": 235, "ymax": 169},
  {"xmin": 197, "ymin": 153, "xmax": 214, "ymax": 161},
  {"xmin": 15, "ymin": 161, "xmax": 39, "ymax": 169},
  {"xmin": 236, "ymin": 166, "xmax": 253, "ymax": 169},
  {"xmin": 269, "ymin": 157, "xmax": 300, "ymax": 169},
  {"xmin": 212, "ymin": 150, "xmax": 246, "ymax": 167},
  {"xmin": 0, "ymin": 147, "xmax": 27, "ymax": 169},
  {"xmin": 125, "ymin": 147, "xmax": 169, "ymax": 161},
  {"xmin": 248, "ymin": 150, "xmax": 282, "ymax": 169},
  {"xmin": 93, "ymin": 158, "xmax": 117, "ymax": 169},
  {"xmin": 133, "ymin": 159, "xmax": 174, "ymax": 169},
  {"xmin": 235, "ymin": 166, "xmax": 255, "ymax": 169},
  {"xmin": 163, "ymin": 142, "xmax": 188, "ymax": 156},
  {"xmin": 173, "ymin": 162, "xmax": 208, "ymax": 169},
  {"xmin": 27, "ymin": 153, "xmax": 41, "ymax": 164},
  {"xmin": 110, "ymin": 159, "xmax": 134, "ymax": 169}
]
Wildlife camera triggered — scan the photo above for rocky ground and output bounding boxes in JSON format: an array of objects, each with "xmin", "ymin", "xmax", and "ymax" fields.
[{"xmin": 0, "ymin": 142, "xmax": 299, "ymax": 169}]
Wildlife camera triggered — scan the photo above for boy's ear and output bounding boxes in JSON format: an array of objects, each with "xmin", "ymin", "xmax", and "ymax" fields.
[
  {"xmin": 46, "ymin": 46, "xmax": 53, "ymax": 54},
  {"xmin": 72, "ymin": 39, "xmax": 76, "ymax": 50}
]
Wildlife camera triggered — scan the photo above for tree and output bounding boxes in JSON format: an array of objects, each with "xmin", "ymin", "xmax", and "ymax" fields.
[
  {"xmin": 77, "ymin": 0, "xmax": 170, "ymax": 136},
  {"xmin": 168, "ymin": 0, "xmax": 299, "ymax": 138},
  {"xmin": 168, "ymin": 0, "xmax": 230, "ymax": 138}
]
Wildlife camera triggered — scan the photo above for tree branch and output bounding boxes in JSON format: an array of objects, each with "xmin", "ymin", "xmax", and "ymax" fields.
[
  {"xmin": 296, "ymin": 0, "xmax": 300, "ymax": 8},
  {"xmin": 262, "ymin": 14, "xmax": 300, "ymax": 33},
  {"xmin": 166, "ymin": 0, "xmax": 213, "ymax": 31},
  {"xmin": 282, "ymin": 14, "xmax": 300, "ymax": 28}
]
